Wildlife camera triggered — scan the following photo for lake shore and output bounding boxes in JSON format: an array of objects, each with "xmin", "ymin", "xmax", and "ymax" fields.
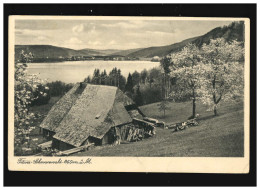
[{"xmin": 27, "ymin": 60, "xmax": 160, "ymax": 83}]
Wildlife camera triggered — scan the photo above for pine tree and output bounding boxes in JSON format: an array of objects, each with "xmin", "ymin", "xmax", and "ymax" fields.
[
  {"xmin": 114, "ymin": 67, "xmax": 118, "ymax": 86},
  {"xmin": 132, "ymin": 71, "xmax": 141, "ymax": 86},
  {"xmin": 101, "ymin": 69, "xmax": 107, "ymax": 85},
  {"xmin": 140, "ymin": 69, "xmax": 148, "ymax": 84},
  {"xmin": 134, "ymin": 85, "xmax": 143, "ymax": 106},
  {"xmin": 125, "ymin": 73, "xmax": 134, "ymax": 96},
  {"xmin": 157, "ymin": 99, "xmax": 170, "ymax": 118},
  {"xmin": 117, "ymin": 69, "xmax": 121, "ymax": 87},
  {"xmin": 84, "ymin": 76, "xmax": 91, "ymax": 83},
  {"xmin": 92, "ymin": 69, "xmax": 101, "ymax": 84}
]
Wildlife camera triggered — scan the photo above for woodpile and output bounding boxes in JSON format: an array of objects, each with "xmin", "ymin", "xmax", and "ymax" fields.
[
  {"xmin": 126, "ymin": 127, "xmax": 144, "ymax": 142},
  {"xmin": 125, "ymin": 126, "xmax": 156, "ymax": 142},
  {"xmin": 143, "ymin": 117, "xmax": 165, "ymax": 128},
  {"xmin": 132, "ymin": 118, "xmax": 156, "ymax": 135},
  {"xmin": 112, "ymin": 119, "xmax": 156, "ymax": 143},
  {"xmin": 168, "ymin": 118, "xmax": 199, "ymax": 132}
]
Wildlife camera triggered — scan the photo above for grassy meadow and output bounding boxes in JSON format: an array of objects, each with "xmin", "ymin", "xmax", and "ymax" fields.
[
  {"xmin": 75, "ymin": 100, "xmax": 244, "ymax": 157},
  {"xmin": 27, "ymin": 96, "xmax": 244, "ymax": 157}
]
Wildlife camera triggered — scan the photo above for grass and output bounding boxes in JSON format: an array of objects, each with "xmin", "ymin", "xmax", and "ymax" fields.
[{"xmin": 75, "ymin": 100, "xmax": 244, "ymax": 157}]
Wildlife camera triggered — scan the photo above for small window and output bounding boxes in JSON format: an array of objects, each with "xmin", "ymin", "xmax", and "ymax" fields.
[{"xmin": 95, "ymin": 111, "xmax": 103, "ymax": 119}]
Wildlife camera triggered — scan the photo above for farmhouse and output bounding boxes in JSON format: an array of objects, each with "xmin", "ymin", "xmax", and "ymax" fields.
[{"xmin": 40, "ymin": 83, "xmax": 155, "ymax": 151}]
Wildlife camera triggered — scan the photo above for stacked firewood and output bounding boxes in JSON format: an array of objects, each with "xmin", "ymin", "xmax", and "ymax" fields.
[
  {"xmin": 168, "ymin": 118, "xmax": 199, "ymax": 132},
  {"xmin": 126, "ymin": 127, "xmax": 144, "ymax": 142},
  {"xmin": 143, "ymin": 117, "xmax": 165, "ymax": 128},
  {"xmin": 126, "ymin": 125, "xmax": 155, "ymax": 142}
]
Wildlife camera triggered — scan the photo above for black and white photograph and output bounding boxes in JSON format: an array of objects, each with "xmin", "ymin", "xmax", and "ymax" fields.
[{"xmin": 7, "ymin": 15, "xmax": 250, "ymax": 173}]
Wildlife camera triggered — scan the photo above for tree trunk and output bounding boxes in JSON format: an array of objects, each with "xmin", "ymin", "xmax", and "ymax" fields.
[
  {"xmin": 166, "ymin": 75, "xmax": 169, "ymax": 98},
  {"xmin": 192, "ymin": 87, "xmax": 196, "ymax": 118},
  {"xmin": 164, "ymin": 74, "xmax": 167, "ymax": 98},
  {"xmin": 161, "ymin": 76, "xmax": 164, "ymax": 99},
  {"xmin": 192, "ymin": 98, "xmax": 196, "ymax": 118},
  {"xmin": 212, "ymin": 74, "xmax": 219, "ymax": 116},
  {"xmin": 118, "ymin": 75, "xmax": 120, "ymax": 87},
  {"xmin": 214, "ymin": 105, "xmax": 217, "ymax": 116}
]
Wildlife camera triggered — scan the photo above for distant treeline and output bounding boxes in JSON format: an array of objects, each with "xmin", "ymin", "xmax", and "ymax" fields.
[
  {"xmin": 16, "ymin": 56, "xmax": 140, "ymax": 63},
  {"xmin": 84, "ymin": 68, "xmax": 126, "ymax": 90},
  {"xmin": 25, "ymin": 58, "xmax": 67, "ymax": 63},
  {"xmin": 83, "ymin": 66, "xmax": 183, "ymax": 106}
]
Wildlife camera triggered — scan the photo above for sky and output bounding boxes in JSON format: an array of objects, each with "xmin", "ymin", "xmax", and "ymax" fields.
[{"xmin": 15, "ymin": 19, "xmax": 234, "ymax": 50}]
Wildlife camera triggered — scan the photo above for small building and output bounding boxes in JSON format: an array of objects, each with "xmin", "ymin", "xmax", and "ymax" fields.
[
  {"xmin": 40, "ymin": 83, "xmax": 152, "ymax": 151},
  {"xmin": 151, "ymin": 56, "xmax": 160, "ymax": 62}
]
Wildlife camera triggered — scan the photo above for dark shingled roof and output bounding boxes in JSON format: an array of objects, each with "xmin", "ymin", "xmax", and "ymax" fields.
[
  {"xmin": 39, "ymin": 83, "xmax": 81, "ymax": 132},
  {"xmin": 41, "ymin": 84, "xmax": 134, "ymax": 147}
]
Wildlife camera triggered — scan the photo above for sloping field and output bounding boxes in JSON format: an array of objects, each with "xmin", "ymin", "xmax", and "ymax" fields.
[{"xmin": 75, "ymin": 101, "xmax": 244, "ymax": 157}]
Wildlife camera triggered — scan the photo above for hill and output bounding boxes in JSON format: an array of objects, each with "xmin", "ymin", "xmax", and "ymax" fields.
[
  {"xmin": 109, "ymin": 48, "xmax": 143, "ymax": 56},
  {"xmin": 127, "ymin": 37, "xmax": 199, "ymax": 58},
  {"xmin": 192, "ymin": 21, "xmax": 244, "ymax": 47},
  {"xmin": 15, "ymin": 45, "xmax": 120, "ymax": 62},
  {"xmin": 79, "ymin": 48, "xmax": 120, "ymax": 56},
  {"xmin": 15, "ymin": 45, "xmax": 90, "ymax": 61},
  {"xmin": 15, "ymin": 21, "xmax": 245, "ymax": 61},
  {"xmin": 74, "ymin": 100, "xmax": 244, "ymax": 157},
  {"xmin": 127, "ymin": 21, "xmax": 245, "ymax": 58},
  {"xmin": 77, "ymin": 48, "xmax": 106, "ymax": 56}
]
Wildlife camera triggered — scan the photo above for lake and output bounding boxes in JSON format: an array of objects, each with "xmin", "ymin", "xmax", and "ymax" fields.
[{"xmin": 27, "ymin": 60, "xmax": 160, "ymax": 83}]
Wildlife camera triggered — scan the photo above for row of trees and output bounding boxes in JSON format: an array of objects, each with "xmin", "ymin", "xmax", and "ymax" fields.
[
  {"xmin": 162, "ymin": 38, "xmax": 244, "ymax": 118},
  {"xmin": 125, "ymin": 69, "xmax": 166, "ymax": 105},
  {"xmin": 84, "ymin": 66, "xmax": 167, "ymax": 106},
  {"xmin": 84, "ymin": 68, "xmax": 126, "ymax": 90},
  {"xmin": 84, "ymin": 68, "xmax": 145, "ymax": 106},
  {"xmin": 84, "ymin": 67, "xmax": 164, "ymax": 91}
]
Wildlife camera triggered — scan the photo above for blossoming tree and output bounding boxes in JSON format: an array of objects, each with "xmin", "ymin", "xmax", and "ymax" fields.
[
  {"xmin": 199, "ymin": 38, "xmax": 244, "ymax": 116},
  {"xmin": 169, "ymin": 43, "xmax": 202, "ymax": 118},
  {"xmin": 14, "ymin": 50, "xmax": 47, "ymax": 155}
]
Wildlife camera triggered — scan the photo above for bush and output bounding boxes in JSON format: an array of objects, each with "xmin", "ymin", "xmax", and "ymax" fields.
[
  {"xmin": 47, "ymin": 81, "xmax": 74, "ymax": 97},
  {"xmin": 30, "ymin": 84, "xmax": 51, "ymax": 106},
  {"xmin": 140, "ymin": 85, "xmax": 162, "ymax": 105}
]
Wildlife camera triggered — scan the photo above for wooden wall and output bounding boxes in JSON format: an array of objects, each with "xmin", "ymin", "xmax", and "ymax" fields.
[
  {"xmin": 52, "ymin": 138, "xmax": 75, "ymax": 151},
  {"xmin": 42, "ymin": 129, "xmax": 55, "ymax": 140}
]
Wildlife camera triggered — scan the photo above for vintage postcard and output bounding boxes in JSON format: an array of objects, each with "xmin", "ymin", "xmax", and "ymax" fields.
[{"xmin": 8, "ymin": 16, "xmax": 250, "ymax": 173}]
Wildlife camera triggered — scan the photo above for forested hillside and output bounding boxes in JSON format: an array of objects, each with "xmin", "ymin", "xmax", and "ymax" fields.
[
  {"xmin": 15, "ymin": 21, "xmax": 244, "ymax": 60},
  {"xmin": 127, "ymin": 21, "xmax": 244, "ymax": 58},
  {"xmin": 15, "ymin": 45, "xmax": 92, "ymax": 60}
]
